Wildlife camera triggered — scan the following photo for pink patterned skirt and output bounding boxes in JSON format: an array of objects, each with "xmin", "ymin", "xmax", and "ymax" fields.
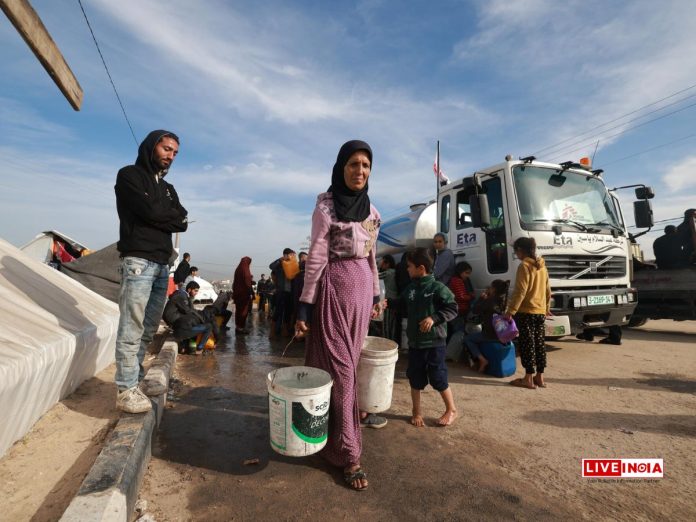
[{"xmin": 304, "ymin": 257, "xmax": 373, "ymax": 468}]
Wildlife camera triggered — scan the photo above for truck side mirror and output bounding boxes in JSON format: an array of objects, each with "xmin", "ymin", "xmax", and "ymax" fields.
[
  {"xmin": 635, "ymin": 186, "xmax": 655, "ymax": 199},
  {"xmin": 470, "ymin": 194, "xmax": 491, "ymax": 228},
  {"xmin": 633, "ymin": 200, "xmax": 654, "ymax": 228}
]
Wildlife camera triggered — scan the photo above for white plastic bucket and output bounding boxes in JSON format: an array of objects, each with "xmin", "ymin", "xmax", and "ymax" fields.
[
  {"xmin": 358, "ymin": 336, "xmax": 399, "ymax": 413},
  {"xmin": 267, "ymin": 366, "xmax": 333, "ymax": 457}
]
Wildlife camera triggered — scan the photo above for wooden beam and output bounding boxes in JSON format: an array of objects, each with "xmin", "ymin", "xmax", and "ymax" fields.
[{"xmin": 1, "ymin": 0, "xmax": 83, "ymax": 110}]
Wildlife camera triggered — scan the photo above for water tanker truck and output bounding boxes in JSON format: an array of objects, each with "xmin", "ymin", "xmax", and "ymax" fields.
[{"xmin": 377, "ymin": 155, "xmax": 655, "ymax": 337}]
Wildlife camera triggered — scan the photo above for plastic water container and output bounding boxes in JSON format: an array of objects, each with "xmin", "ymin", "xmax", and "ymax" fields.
[
  {"xmin": 267, "ymin": 366, "xmax": 333, "ymax": 457},
  {"xmin": 479, "ymin": 341, "xmax": 516, "ymax": 377},
  {"xmin": 358, "ymin": 336, "xmax": 399, "ymax": 413}
]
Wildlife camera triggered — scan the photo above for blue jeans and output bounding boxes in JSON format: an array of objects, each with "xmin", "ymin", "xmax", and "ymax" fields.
[
  {"xmin": 463, "ymin": 331, "xmax": 485, "ymax": 359},
  {"xmin": 115, "ymin": 256, "xmax": 169, "ymax": 391},
  {"xmin": 191, "ymin": 324, "xmax": 212, "ymax": 350}
]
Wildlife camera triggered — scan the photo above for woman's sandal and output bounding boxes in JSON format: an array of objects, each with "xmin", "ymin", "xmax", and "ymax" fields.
[
  {"xmin": 343, "ymin": 468, "xmax": 368, "ymax": 491},
  {"xmin": 509, "ymin": 378, "xmax": 536, "ymax": 389}
]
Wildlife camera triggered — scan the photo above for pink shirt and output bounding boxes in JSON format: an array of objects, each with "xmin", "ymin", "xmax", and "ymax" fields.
[{"xmin": 300, "ymin": 192, "xmax": 381, "ymax": 304}]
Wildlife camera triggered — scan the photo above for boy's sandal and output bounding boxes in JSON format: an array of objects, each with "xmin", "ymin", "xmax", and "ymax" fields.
[
  {"xmin": 509, "ymin": 378, "xmax": 536, "ymax": 389},
  {"xmin": 343, "ymin": 468, "xmax": 368, "ymax": 491}
]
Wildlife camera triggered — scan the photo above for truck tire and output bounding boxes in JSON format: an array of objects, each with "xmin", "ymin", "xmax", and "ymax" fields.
[{"xmin": 627, "ymin": 316, "xmax": 648, "ymax": 328}]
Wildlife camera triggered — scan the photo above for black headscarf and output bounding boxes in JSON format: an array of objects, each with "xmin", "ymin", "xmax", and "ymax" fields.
[
  {"xmin": 329, "ymin": 140, "xmax": 372, "ymax": 222},
  {"xmin": 135, "ymin": 129, "xmax": 180, "ymax": 177}
]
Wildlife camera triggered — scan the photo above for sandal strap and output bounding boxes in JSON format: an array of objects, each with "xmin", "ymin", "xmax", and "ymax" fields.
[{"xmin": 344, "ymin": 468, "xmax": 367, "ymax": 483}]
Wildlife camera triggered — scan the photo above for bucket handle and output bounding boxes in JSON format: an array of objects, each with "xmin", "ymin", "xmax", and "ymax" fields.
[
  {"xmin": 282, "ymin": 334, "xmax": 297, "ymax": 358},
  {"xmin": 270, "ymin": 334, "xmax": 298, "ymax": 389}
]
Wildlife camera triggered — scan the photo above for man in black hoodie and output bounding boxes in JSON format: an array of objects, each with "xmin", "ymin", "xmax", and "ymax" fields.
[
  {"xmin": 114, "ymin": 130, "xmax": 188, "ymax": 413},
  {"xmin": 173, "ymin": 252, "xmax": 191, "ymax": 288}
]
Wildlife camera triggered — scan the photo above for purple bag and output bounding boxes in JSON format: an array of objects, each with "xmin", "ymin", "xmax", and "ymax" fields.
[{"xmin": 492, "ymin": 314, "xmax": 519, "ymax": 344}]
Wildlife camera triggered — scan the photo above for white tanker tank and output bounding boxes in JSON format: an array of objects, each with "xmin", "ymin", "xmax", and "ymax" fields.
[{"xmin": 376, "ymin": 202, "xmax": 436, "ymax": 260}]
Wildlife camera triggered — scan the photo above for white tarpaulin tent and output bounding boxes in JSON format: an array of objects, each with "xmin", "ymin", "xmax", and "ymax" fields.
[
  {"xmin": 0, "ymin": 238, "xmax": 118, "ymax": 457},
  {"xmin": 20, "ymin": 230, "xmax": 89, "ymax": 264}
]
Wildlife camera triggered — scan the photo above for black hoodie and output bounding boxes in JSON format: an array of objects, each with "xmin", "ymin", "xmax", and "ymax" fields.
[{"xmin": 115, "ymin": 130, "xmax": 188, "ymax": 264}]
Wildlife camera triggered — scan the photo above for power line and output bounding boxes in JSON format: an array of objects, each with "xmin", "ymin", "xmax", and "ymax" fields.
[
  {"xmin": 532, "ymin": 82, "xmax": 696, "ymax": 156},
  {"xmin": 600, "ymin": 131, "xmax": 696, "ymax": 167},
  {"xmin": 379, "ymin": 89, "xmax": 696, "ymax": 200},
  {"xmin": 77, "ymin": 0, "xmax": 138, "ymax": 146},
  {"xmin": 547, "ymin": 99, "xmax": 696, "ymax": 162},
  {"xmin": 627, "ymin": 216, "xmax": 682, "ymax": 229}
]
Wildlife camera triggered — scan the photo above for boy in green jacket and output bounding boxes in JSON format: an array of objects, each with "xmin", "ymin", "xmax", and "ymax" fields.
[{"xmin": 400, "ymin": 248, "xmax": 458, "ymax": 427}]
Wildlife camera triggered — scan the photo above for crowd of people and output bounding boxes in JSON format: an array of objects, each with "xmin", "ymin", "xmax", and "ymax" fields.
[
  {"xmin": 162, "ymin": 246, "xmax": 314, "ymax": 354},
  {"xmin": 652, "ymin": 210, "xmax": 696, "ymax": 269},
  {"xmin": 110, "ymin": 131, "xmax": 625, "ymax": 492},
  {"xmin": 378, "ymin": 232, "xmax": 554, "ymax": 387}
]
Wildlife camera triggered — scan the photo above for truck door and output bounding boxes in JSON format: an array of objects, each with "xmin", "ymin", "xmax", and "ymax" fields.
[
  {"xmin": 439, "ymin": 193, "xmax": 451, "ymax": 235},
  {"xmin": 452, "ymin": 183, "xmax": 479, "ymax": 258},
  {"xmin": 481, "ymin": 175, "xmax": 508, "ymax": 274}
]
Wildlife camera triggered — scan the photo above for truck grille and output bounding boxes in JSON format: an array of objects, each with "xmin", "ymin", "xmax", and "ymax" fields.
[{"xmin": 544, "ymin": 255, "xmax": 626, "ymax": 280}]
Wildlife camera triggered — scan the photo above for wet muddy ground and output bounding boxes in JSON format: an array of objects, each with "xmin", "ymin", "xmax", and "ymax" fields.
[{"xmin": 138, "ymin": 310, "xmax": 696, "ymax": 521}]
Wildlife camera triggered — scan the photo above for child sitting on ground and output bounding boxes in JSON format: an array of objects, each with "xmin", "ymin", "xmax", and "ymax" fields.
[
  {"xmin": 464, "ymin": 279, "xmax": 510, "ymax": 373},
  {"xmin": 398, "ymin": 247, "xmax": 458, "ymax": 427}
]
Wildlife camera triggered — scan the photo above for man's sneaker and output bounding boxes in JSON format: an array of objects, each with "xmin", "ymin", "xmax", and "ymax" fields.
[
  {"xmin": 360, "ymin": 413, "xmax": 388, "ymax": 429},
  {"xmin": 116, "ymin": 386, "xmax": 152, "ymax": 413}
]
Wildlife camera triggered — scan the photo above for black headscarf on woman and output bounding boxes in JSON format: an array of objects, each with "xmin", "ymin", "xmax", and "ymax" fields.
[{"xmin": 329, "ymin": 140, "xmax": 372, "ymax": 223}]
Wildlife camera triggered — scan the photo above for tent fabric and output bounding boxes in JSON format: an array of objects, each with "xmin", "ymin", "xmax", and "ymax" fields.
[
  {"xmin": 0, "ymin": 238, "xmax": 118, "ymax": 458},
  {"xmin": 20, "ymin": 230, "xmax": 88, "ymax": 264},
  {"xmin": 60, "ymin": 243, "xmax": 121, "ymax": 303},
  {"xmin": 19, "ymin": 234, "xmax": 55, "ymax": 264}
]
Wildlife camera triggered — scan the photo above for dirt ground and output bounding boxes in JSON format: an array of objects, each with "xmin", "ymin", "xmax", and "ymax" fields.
[
  {"xmin": 1, "ymin": 318, "xmax": 694, "ymax": 521},
  {"xmin": 138, "ymin": 316, "xmax": 696, "ymax": 522},
  {"xmin": 0, "ymin": 364, "xmax": 120, "ymax": 522}
]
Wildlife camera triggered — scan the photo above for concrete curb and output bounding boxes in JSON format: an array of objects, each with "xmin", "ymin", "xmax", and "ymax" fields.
[{"xmin": 60, "ymin": 342, "xmax": 178, "ymax": 522}]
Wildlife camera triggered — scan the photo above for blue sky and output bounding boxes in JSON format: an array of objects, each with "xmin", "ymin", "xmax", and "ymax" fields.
[{"xmin": 2, "ymin": 0, "xmax": 695, "ymax": 279}]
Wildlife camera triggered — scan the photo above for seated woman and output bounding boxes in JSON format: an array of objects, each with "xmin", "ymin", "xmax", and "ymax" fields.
[{"xmin": 464, "ymin": 279, "xmax": 510, "ymax": 373}]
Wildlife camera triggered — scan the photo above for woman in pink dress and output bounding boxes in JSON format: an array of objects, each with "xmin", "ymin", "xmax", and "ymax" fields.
[{"xmin": 295, "ymin": 140, "xmax": 381, "ymax": 491}]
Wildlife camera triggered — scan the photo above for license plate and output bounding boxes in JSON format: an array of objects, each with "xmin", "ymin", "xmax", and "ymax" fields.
[{"xmin": 587, "ymin": 294, "xmax": 615, "ymax": 306}]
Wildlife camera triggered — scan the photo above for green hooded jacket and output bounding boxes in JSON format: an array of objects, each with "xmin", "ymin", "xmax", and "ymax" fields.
[{"xmin": 401, "ymin": 274, "xmax": 458, "ymax": 349}]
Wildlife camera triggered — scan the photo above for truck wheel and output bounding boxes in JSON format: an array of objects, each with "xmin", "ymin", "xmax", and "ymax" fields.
[{"xmin": 627, "ymin": 316, "xmax": 648, "ymax": 328}]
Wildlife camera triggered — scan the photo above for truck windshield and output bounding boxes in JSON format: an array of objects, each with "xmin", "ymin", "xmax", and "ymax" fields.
[{"xmin": 513, "ymin": 165, "xmax": 622, "ymax": 231}]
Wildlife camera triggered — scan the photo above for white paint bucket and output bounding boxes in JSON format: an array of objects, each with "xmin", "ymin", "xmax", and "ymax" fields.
[
  {"xmin": 358, "ymin": 336, "xmax": 399, "ymax": 413},
  {"xmin": 267, "ymin": 366, "xmax": 333, "ymax": 457}
]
